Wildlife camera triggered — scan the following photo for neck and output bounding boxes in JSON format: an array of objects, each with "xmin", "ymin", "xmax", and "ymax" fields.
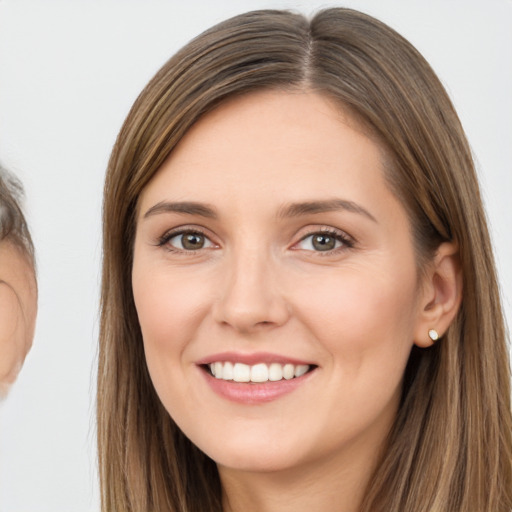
[{"xmin": 219, "ymin": 437, "xmax": 383, "ymax": 512}]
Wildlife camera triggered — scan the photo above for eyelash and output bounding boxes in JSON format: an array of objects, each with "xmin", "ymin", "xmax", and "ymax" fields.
[
  {"xmin": 293, "ymin": 228, "xmax": 355, "ymax": 256},
  {"xmin": 157, "ymin": 227, "xmax": 213, "ymax": 253},
  {"xmin": 156, "ymin": 226, "xmax": 355, "ymax": 255}
]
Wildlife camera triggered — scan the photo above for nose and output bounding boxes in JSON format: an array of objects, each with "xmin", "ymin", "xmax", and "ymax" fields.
[{"xmin": 212, "ymin": 249, "xmax": 290, "ymax": 334}]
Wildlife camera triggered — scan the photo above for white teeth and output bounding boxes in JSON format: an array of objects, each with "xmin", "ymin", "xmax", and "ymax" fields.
[
  {"xmin": 233, "ymin": 363, "xmax": 251, "ymax": 382},
  {"xmin": 268, "ymin": 363, "xmax": 283, "ymax": 381},
  {"xmin": 214, "ymin": 361, "xmax": 223, "ymax": 379},
  {"xmin": 250, "ymin": 363, "xmax": 269, "ymax": 383},
  {"xmin": 223, "ymin": 361, "xmax": 234, "ymax": 380},
  {"xmin": 208, "ymin": 361, "xmax": 311, "ymax": 383},
  {"xmin": 294, "ymin": 364, "xmax": 309, "ymax": 378},
  {"xmin": 283, "ymin": 363, "xmax": 295, "ymax": 380}
]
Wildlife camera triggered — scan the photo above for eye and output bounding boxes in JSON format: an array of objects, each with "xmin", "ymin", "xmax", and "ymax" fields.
[
  {"xmin": 295, "ymin": 230, "xmax": 352, "ymax": 252},
  {"xmin": 162, "ymin": 230, "xmax": 215, "ymax": 251}
]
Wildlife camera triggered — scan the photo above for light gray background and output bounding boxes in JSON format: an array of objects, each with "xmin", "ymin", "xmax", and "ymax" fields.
[{"xmin": 0, "ymin": 1, "xmax": 510, "ymax": 510}]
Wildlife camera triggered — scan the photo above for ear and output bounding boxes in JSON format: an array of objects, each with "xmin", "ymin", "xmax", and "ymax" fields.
[
  {"xmin": 0, "ymin": 242, "xmax": 37, "ymax": 398},
  {"xmin": 414, "ymin": 242, "xmax": 463, "ymax": 348}
]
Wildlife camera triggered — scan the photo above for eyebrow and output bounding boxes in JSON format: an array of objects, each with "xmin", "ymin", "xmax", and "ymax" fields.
[
  {"xmin": 142, "ymin": 198, "xmax": 377, "ymax": 223},
  {"xmin": 278, "ymin": 199, "xmax": 377, "ymax": 223},
  {"xmin": 143, "ymin": 201, "xmax": 218, "ymax": 220}
]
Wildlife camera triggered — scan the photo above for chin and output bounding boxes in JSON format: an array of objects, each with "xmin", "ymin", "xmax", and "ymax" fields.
[
  {"xmin": 188, "ymin": 428, "xmax": 308, "ymax": 474},
  {"xmin": 211, "ymin": 449, "xmax": 303, "ymax": 474}
]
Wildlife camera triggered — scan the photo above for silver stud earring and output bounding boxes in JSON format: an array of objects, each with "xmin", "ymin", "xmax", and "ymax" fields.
[{"xmin": 428, "ymin": 329, "xmax": 439, "ymax": 342}]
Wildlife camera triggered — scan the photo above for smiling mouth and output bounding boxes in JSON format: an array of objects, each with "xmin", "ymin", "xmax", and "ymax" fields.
[{"xmin": 205, "ymin": 362, "xmax": 316, "ymax": 383}]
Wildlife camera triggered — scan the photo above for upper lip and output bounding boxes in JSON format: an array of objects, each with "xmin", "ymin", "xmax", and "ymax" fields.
[{"xmin": 196, "ymin": 351, "xmax": 315, "ymax": 367}]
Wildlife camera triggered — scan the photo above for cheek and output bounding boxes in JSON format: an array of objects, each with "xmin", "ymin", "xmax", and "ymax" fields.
[
  {"xmin": 131, "ymin": 260, "xmax": 217, "ymax": 407},
  {"xmin": 133, "ymin": 259, "xmax": 207, "ymax": 341},
  {"xmin": 132, "ymin": 268, "xmax": 195, "ymax": 415},
  {"xmin": 0, "ymin": 285, "xmax": 22, "ymax": 381},
  {"xmin": 288, "ymin": 266, "xmax": 418, "ymax": 435},
  {"xmin": 289, "ymin": 262, "xmax": 419, "ymax": 369}
]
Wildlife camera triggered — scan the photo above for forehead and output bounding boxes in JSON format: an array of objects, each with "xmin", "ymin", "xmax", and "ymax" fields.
[{"xmin": 138, "ymin": 90, "xmax": 391, "ymax": 213}]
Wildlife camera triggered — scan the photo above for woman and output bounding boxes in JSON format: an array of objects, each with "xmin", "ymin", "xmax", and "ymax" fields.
[
  {"xmin": 98, "ymin": 8, "xmax": 512, "ymax": 512},
  {"xmin": 0, "ymin": 165, "xmax": 37, "ymax": 397}
]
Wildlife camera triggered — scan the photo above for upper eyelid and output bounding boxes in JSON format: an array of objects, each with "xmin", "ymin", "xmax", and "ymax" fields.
[
  {"xmin": 159, "ymin": 225, "xmax": 212, "ymax": 238},
  {"xmin": 157, "ymin": 225, "xmax": 216, "ymax": 247},
  {"xmin": 294, "ymin": 226, "xmax": 355, "ymax": 243},
  {"xmin": 155, "ymin": 224, "xmax": 355, "ymax": 247},
  {"xmin": 289, "ymin": 226, "xmax": 356, "ymax": 254}
]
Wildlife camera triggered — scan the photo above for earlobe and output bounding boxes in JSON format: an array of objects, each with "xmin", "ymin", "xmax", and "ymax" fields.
[{"xmin": 414, "ymin": 242, "xmax": 463, "ymax": 348}]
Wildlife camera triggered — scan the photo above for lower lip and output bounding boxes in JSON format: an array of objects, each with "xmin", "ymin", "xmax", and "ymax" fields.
[{"xmin": 199, "ymin": 367, "xmax": 315, "ymax": 405}]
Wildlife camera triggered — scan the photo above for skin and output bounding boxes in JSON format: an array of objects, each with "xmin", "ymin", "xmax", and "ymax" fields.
[
  {"xmin": 0, "ymin": 240, "xmax": 37, "ymax": 397},
  {"xmin": 132, "ymin": 90, "xmax": 461, "ymax": 512}
]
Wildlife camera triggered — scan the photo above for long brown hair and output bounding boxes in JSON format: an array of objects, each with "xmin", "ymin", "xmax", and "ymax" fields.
[{"xmin": 98, "ymin": 8, "xmax": 512, "ymax": 511}]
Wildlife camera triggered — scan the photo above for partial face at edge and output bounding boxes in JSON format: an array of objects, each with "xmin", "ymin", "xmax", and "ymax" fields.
[
  {"xmin": 0, "ymin": 240, "xmax": 37, "ymax": 396},
  {"xmin": 131, "ymin": 90, "xmax": 427, "ymax": 475}
]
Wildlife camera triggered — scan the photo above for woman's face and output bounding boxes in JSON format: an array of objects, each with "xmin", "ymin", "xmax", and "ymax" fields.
[
  {"xmin": 0, "ymin": 241, "xmax": 37, "ymax": 395},
  {"xmin": 132, "ymin": 91, "xmax": 427, "ymax": 475}
]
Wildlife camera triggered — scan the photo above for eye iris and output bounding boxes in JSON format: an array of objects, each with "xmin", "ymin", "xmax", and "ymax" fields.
[
  {"xmin": 312, "ymin": 234, "xmax": 336, "ymax": 251},
  {"xmin": 182, "ymin": 233, "xmax": 205, "ymax": 250}
]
